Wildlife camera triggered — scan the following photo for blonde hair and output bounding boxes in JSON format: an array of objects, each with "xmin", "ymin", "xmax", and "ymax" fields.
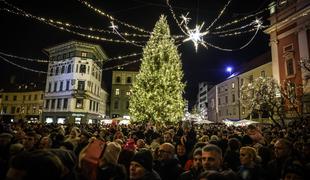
[{"xmin": 240, "ymin": 146, "xmax": 261, "ymax": 163}]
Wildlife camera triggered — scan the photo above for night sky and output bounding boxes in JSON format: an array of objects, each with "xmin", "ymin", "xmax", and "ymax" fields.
[{"xmin": 0, "ymin": 0, "xmax": 270, "ymax": 108}]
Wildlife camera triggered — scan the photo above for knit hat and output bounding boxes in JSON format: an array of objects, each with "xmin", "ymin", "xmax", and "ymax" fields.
[
  {"xmin": 132, "ymin": 148, "xmax": 153, "ymax": 172},
  {"xmin": 102, "ymin": 142, "xmax": 121, "ymax": 165}
]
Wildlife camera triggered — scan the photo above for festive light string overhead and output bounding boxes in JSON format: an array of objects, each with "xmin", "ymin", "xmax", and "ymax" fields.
[
  {"xmin": 0, "ymin": 55, "xmax": 48, "ymax": 74},
  {"xmin": 166, "ymin": 0, "xmax": 267, "ymax": 52},
  {"xmin": 0, "ymin": 49, "xmax": 142, "ymax": 64},
  {"xmin": 1, "ymin": 0, "xmax": 269, "ymax": 57},
  {"xmin": 77, "ymin": 0, "xmax": 151, "ymax": 34},
  {"xmin": 0, "ymin": 7, "xmax": 147, "ymax": 46},
  {"xmin": 0, "ymin": 53, "xmax": 142, "ymax": 74}
]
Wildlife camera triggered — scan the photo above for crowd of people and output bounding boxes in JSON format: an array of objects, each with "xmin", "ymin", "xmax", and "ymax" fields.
[{"xmin": 0, "ymin": 118, "xmax": 309, "ymax": 180}]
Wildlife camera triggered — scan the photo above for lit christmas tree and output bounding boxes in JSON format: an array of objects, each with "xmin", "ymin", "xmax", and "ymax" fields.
[{"xmin": 129, "ymin": 15, "xmax": 185, "ymax": 125}]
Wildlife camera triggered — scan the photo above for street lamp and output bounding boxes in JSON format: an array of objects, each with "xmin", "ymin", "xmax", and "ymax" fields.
[{"xmin": 226, "ymin": 66, "xmax": 233, "ymax": 76}]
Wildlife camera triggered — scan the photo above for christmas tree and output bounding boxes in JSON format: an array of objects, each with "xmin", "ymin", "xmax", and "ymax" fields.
[{"xmin": 129, "ymin": 15, "xmax": 185, "ymax": 125}]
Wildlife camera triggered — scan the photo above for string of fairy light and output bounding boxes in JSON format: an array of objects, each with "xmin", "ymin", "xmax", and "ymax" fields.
[
  {"xmin": 0, "ymin": 0, "xmax": 272, "ymax": 73},
  {"xmin": 166, "ymin": 0, "xmax": 265, "ymax": 52},
  {"xmin": 0, "ymin": 50, "xmax": 142, "ymax": 63},
  {"xmin": 0, "ymin": 54, "xmax": 142, "ymax": 75}
]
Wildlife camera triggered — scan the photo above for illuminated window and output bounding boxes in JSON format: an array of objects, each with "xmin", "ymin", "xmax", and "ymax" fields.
[
  {"xmin": 81, "ymin": 52, "xmax": 87, "ymax": 57},
  {"xmin": 46, "ymin": 117, "xmax": 53, "ymax": 124},
  {"xmin": 232, "ymin": 82, "xmax": 235, "ymax": 89},
  {"xmin": 57, "ymin": 118, "xmax": 65, "ymax": 124},
  {"xmin": 76, "ymin": 99, "xmax": 83, "ymax": 109},
  {"xmin": 126, "ymin": 91, "xmax": 131, "ymax": 96},
  {"xmin": 75, "ymin": 117, "xmax": 81, "ymax": 124},
  {"xmin": 115, "ymin": 89, "xmax": 120, "ymax": 95}
]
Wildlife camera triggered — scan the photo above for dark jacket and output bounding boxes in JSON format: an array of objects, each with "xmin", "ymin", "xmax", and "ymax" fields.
[
  {"xmin": 154, "ymin": 158, "xmax": 183, "ymax": 180},
  {"xmin": 238, "ymin": 163, "xmax": 267, "ymax": 180},
  {"xmin": 138, "ymin": 169, "xmax": 162, "ymax": 180},
  {"xmin": 178, "ymin": 167, "xmax": 203, "ymax": 180},
  {"xmin": 97, "ymin": 163, "xmax": 127, "ymax": 180}
]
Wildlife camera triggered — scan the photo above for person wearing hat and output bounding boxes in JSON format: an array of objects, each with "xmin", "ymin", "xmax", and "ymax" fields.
[
  {"xmin": 130, "ymin": 148, "xmax": 161, "ymax": 180},
  {"xmin": 97, "ymin": 142, "xmax": 127, "ymax": 180}
]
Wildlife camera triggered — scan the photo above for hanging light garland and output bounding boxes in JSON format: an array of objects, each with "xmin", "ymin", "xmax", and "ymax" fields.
[
  {"xmin": 1, "ymin": 0, "xmax": 270, "ymax": 56},
  {"xmin": 0, "ymin": 49, "xmax": 142, "ymax": 64},
  {"xmin": 77, "ymin": 0, "xmax": 150, "ymax": 34},
  {"xmin": 167, "ymin": 0, "xmax": 267, "ymax": 52}
]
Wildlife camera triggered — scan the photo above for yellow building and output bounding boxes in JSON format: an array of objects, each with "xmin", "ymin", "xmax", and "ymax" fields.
[
  {"xmin": 238, "ymin": 57, "xmax": 273, "ymax": 120},
  {"xmin": 208, "ymin": 52, "xmax": 272, "ymax": 122},
  {"xmin": 0, "ymin": 87, "xmax": 44, "ymax": 122},
  {"xmin": 110, "ymin": 70, "xmax": 138, "ymax": 118}
]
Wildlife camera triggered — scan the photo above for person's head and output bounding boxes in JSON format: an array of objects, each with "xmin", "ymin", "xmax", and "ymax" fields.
[
  {"xmin": 23, "ymin": 132, "xmax": 36, "ymax": 151},
  {"xmin": 0, "ymin": 132, "xmax": 13, "ymax": 147},
  {"xmin": 79, "ymin": 131, "xmax": 91, "ymax": 143},
  {"xmin": 69, "ymin": 127, "xmax": 80, "ymax": 138},
  {"xmin": 176, "ymin": 143, "xmax": 186, "ymax": 157},
  {"xmin": 283, "ymin": 160, "xmax": 305, "ymax": 180},
  {"xmin": 202, "ymin": 144, "xmax": 223, "ymax": 171},
  {"xmin": 130, "ymin": 149, "xmax": 153, "ymax": 179},
  {"xmin": 136, "ymin": 139, "xmax": 145, "ymax": 149},
  {"xmin": 6, "ymin": 150, "xmax": 64, "ymax": 180},
  {"xmin": 192, "ymin": 148, "xmax": 202, "ymax": 169},
  {"xmin": 228, "ymin": 138, "xmax": 241, "ymax": 151},
  {"xmin": 274, "ymin": 138, "xmax": 292, "ymax": 159},
  {"xmin": 239, "ymin": 146, "xmax": 259, "ymax": 167},
  {"xmin": 101, "ymin": 142, "xmax": 122, "ymax": 165},
  {"xmin": 38, "ymin": 136, "xmax": 52, "ymax": 149},
  {"xmin": 163, "ymin": 132, "xmax": 173, "ymax": 143},
  {"xmin": 158, "ymin": 143, "xmax": 175, "ymax": 161}
]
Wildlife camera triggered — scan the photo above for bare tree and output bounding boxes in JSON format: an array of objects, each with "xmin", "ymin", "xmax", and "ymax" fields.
[{"xmin": 240, "ymin": 76, "xmax": 303, "ymax": 128}]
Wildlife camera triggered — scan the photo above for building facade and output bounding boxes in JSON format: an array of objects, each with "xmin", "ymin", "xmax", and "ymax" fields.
[
  {"xmin": 0, "ymin": 88, "xmax": 44, "ymax": 122},
  {"xmin": 238, "ymin": 61, "xmax": 273, "ymax": 119},
  {"xmin": 42, "ymin": 41, "xmax": 108, "ymax": 124},
  {"xmin": 265, "ymin": 0, "xmax": 310, "ymax": 115},
  {"xmin": 197, "ymin": 82, "xmax": 209, "ymax": 117},
  {"xmin": 110, "ymin": 70, "xmax": 138, "ymax": 118},
  {"xmin": 208, "ymin": 53, "xmax": 272, "ymax": 122}
]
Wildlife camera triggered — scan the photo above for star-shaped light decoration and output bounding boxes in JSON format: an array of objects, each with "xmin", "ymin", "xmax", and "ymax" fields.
[
  {"xmin": 180, "ymin": 12, "xmax": 191, "ymax": 25},
  {"xmin": 183, "ymin": 22, "xmax": 209, "ymax": 52},
  {"xmin": 109, "ymin": 21, "xmax": 118, "ymax": 33},
  {"xmin": 253, "ymin": 18, "xmax": 263, "ymax": 29}
]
